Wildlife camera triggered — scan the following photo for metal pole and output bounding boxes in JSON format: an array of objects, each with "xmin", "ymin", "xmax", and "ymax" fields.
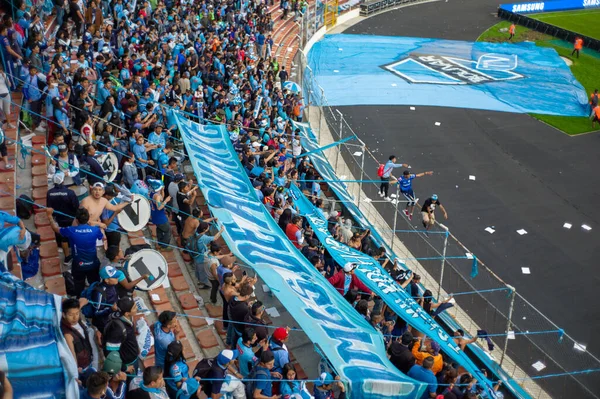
[
  {"xmin": 437, "ymin": 228, "xmax": 450, "ymax": 300},
  {"xmin": 357, "ymin": 144, "xmax": 365, "ymax": 210},
  {"xmin": 391, "ymin": 185, "xmax": 400, "ymax": 249},
  {"xmin": 318, "ymin": 88, "xmax": 324, "ymax": 144},
  {"xmin": 500, "ymin": 285, "xmax": 516, "ymax": 367},
  {"xmin": 335, "ymin": 111, "xmax": 343, "ymax": 170}
]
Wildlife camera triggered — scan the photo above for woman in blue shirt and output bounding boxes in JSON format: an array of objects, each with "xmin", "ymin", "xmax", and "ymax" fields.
[
  {"xmin": 164, "ymin": 341, "xmax": 198, "ymax": 399},
  {"xmin": 280, "ymin": 363, "xmax": 303, "ymax": 399}
]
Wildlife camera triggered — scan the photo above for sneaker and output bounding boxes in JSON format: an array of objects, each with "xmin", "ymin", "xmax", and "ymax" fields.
[
  {"xmin": 4, "ymin": 164, "xmax": 13, "ymax": 169},
  {"xmin": 408, "ymin": 214, "xmax": 413, "ymax": 221},
  {"xmin": 384, "ymin": 196, "xmax": 391, "ymax": 201},
  {"xmin": 403, "ymin": 209, "xmax": 409, "ymax": 217},
  {"xmin": 378, "ymin": 191, "xmax": 384, "ymax": 197},
  {"xmin": 64, "ymin": 255, "xmax": 73, "ymax": 267},
  {"xmin": 197, "ymin": 283, "xmax": 209, "ymax": 289}
]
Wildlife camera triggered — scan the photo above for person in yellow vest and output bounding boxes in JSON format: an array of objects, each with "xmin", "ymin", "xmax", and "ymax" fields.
[
  {"xmin": 572, "ymin": 37, "xmax": 583, "ymax": 58},
  {"xmin": 508, "ymin": 23, "xmax": 516, "ymax": 41}
]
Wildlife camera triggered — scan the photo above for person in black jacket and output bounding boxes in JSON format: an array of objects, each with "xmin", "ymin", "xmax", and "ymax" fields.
[
  {"xmin": 102, "ymin": 296, "xmax": 140, "ymax": 374},
  {"xmin": 227, "ymin": 283, "xmax": 254, "ymax": 347},
  {"xmin": 387, "ymin": 331, "xmax": 416, "ymax": 374},
  {"xmin": 61, "ymin": 298, "xmax": 94, "ymax": 375},
  {"xmin": 47, "ymin": 171, "xmax": 79, "ymax": 261},
  {"xmin": 81, "ymin": 144, "xmax": 107, "ymax": 185}
]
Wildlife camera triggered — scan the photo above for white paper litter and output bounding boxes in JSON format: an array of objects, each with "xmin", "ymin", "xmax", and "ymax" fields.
[
  {"xmin": 151, "ymin": 294, "xmax": 160, "ymax": 301},
  {"xmin": 262, "ymin": 284, "xmax": 271, "ymax": 293},
  {"xmin": 532, "ymin": 361, "xmax": 546, "ymax": 372},
  {"xmin": 265, "ymin": 307, "xmax": 280, "ymax": 318},
  {"xmin": 410, "ymin": 107, "xmax": 416, "ymax": 110},
  {"xmin": 521, "ymin": 267, "xmax": 531, "ymax": 274},
  {"xmin": 362, "ymin": 197, "xmax": 372, "ymax": 203},
  {"xmin": 391, "ymin": 83, "xmax": 397, "ymax": 87},
  {"xmin": 563, "ymin": 222, "xmax": 572, "ymax": 229},
  {"xmin": 465, "ymin": 253, "xmax": 474, "ymax": 259},
  {"xmin": 507, "ymin": 331, "xmax": 516, "ymax": 340},
  {"xmin": 333, "ymin": 70, "xmax": 339, "ymax": 73},
  {"xmin": 517, "ymin": 229, "xmax": 528, "ymax": 235},
  {"xmin": 485, "ymin": 227, "xmax": 495, "ymax": 234},
  {"xmin": 206, "ymin": 318, "xmax": 214, "ymax": 326},
  {"xmin": 574, "ymin": 342, "xmax": 587, "ymax": 352},
  {"xmin": 287, "ymin": 47, "xmax": 293, "ymax": 52},
  {"xmin": 582, "ymin": 224, "xmax": 592, "ymax": 231},
  {"xmin": 434, "ymin": 122, "xmax": 441, "ymax": 126},
  {"xmin": 353, "ymin": 151, "xmax": 363, "ymax": 156},
  {"xmin": 469, "ymin": 175, "xmax": 476, "ymax": 181}
]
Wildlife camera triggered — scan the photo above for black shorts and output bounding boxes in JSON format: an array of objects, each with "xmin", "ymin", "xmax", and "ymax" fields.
[
  {"xmin": 593, "ymin": 115, "xmax": 600, "ymax": 122},
  {"xmin": 0, "ymin": 141, "xmax": 7, "ymax": 157}
]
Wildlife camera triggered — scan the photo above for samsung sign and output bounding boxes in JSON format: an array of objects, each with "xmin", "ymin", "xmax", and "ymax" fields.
[{"xmin": 501, "ymin": 0, "xmax": 600, "ymax": 13}]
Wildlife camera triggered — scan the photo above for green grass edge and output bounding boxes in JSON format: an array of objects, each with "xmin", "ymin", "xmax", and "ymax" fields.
[{"xmin": 477, "ymin": 21, "xmax": 599, "ymax": 136}]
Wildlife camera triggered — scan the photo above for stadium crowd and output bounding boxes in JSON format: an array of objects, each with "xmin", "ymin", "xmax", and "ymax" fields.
[{"xmin": 0, "ymin": 0, "xmax": 501, "ymax": 398}]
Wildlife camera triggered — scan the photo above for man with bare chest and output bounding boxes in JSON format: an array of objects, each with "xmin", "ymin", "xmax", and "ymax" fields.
[{"xmin": 80, "ymin": 182, "xmax": 130, "ymax": 230}]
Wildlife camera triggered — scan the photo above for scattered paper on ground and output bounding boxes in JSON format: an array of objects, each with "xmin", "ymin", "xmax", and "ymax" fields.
[
  {"xmin": 206, "ymin": 318, "xmax": 214, "ymax": 325},
  {"xmin": 151, "ymin": 294, "xmax": 160, "ymax": 301},
  {"xmin": 532, "ymin": 361, "xmax": 546, "ymax": 372},
  {"xmin": 465, "ymin": 253, "xmax": 474, "ymax": 259},
  {"xmin": 574, "ymin": 342, "xmax": 587, "ymax": 352},
  {"xmin": 410, "ymin": 107, "xmax": 415, "ymax": 110},
  {"xmin": 507, "ymin": 331, "xmax": 516, "ymax": 340},
  {"xmin": 563, "ymin": 222, "xmax": 572, "ymax": 229},
  {"xmin": 517, "ymin": 229, "xmax": 527, "ymax": 235},
  {"xmin": 265, "ymin": 307, "xmax": 280, "ymax": 318},
  {"xmin": 521, "ymin": 267, "xmax": 531, "ymax": 274},
  {"xmin": 262, "ymin": 284, "xmax": 271, "ymax": 293},
  {"xmin": 435, "ymin": 122, "xmax": 441, "ymax": 126},
  {"xmin": 469, "ymin": 175, "xmax": 476, "ymax": 181},
  {"xmin": 485, "ymin": 227, "xmax": 495, "ymax": 234},
  {"xmin": 352, "ymin": 151, "xmax": 363, "ymax": 156},
  {"xmin": 582, "ymin": 224, "xmax": 592, "ymax": 231}
]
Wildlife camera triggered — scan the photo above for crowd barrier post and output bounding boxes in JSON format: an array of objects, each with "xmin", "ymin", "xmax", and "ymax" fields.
[
  {"xmin": 501, "ymin": 285, "xmax": 516, "ymax": 367},
  {"xmin": 357, "ymin": 143, "xmax": 366, "ymax": 210},
  {"xmin": 335, "ymin": 109, "xmax": 344, "ymax": 170},
  {"xmin": 437, "ymin": 227, "xmax": 450, "ymax": 300},
  {"xmin": 318, "ymin": 88, "xmax": 325, "ymax": 143},
  {"xmin": 391, "ymin": 185, "xmax": 401, "ymax": 248}
]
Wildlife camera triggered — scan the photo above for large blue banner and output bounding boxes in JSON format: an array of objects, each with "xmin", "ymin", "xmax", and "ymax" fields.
[
  {"xmin": 174, "ymin": 114, "xmax": 423, "ymax": 399},
  {"xmin": 500, "ymin": 0, "xmax": 600, "ymax": 13},
  {"xmin": 292, "ymin": 121, "xmax": 532, "ymax": 399},
  {"xmin": 288, "ymin": 185, "xmax": 497, "ymax": 397},
  {"xmin": 308, "ymin": 34, "xmax": 588, "ymax": 116}
]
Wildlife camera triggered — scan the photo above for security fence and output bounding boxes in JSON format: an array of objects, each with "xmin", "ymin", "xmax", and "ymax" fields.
[{"xmin": 296, "ymin": 38, "xmax": 600, "ymax": 399}]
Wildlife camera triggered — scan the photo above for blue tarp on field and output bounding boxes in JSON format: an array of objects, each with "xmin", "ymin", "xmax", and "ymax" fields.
[
  {"xmin": 308, "ymin": 34, "xmax": 588, "ymax": 116},
  {"xmin": 174, "ymin": 114, "xmax": 424, "ymax": 399}
]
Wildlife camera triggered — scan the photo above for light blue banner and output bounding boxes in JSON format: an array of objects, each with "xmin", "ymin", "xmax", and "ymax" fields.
[
  {"xmin": 308, "ymin": 34, "xmax": 588, "ymax": 116},
  {"xmin": 174, "ymin": 114, "xmax": 423, "ymax": 399},
  {"xmin": 500, "ymin": 0, "xmax": 600, "ymax": 13},
  {"xmin": 288, "ymin": 185, "xmax": 496, "ymax": 397},
  {"xmin": 291, "ymin": 122, "xmax": 532, "ymax": 399}
]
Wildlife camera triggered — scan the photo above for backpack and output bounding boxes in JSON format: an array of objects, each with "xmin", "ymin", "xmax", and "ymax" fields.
[
  {"xmin": 16, "ymin": 195, "xmax": 34, "ymax": 220},
  {"xmin": 244, "ymin": 367, "xmax": 270, "ymax": 398},
  {"xmin": 187, "ymin": 233, "xmax": 209, "ymax": 260},
  {"xmin": 192, "ymin": 357, "xmax": 216, "ymax": 395},
  {"xmin": 80, "ymin": 281, "xmax": 107, "ymax": 318},
  {"xmin": 377, "ymin": 164, "xmax": 385, "ymax": 178}
]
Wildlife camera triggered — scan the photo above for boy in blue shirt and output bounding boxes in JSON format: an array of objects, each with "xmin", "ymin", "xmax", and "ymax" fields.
[{"xmin": 398, "ymin": 170, "xmax": 433, "ymax": 220}]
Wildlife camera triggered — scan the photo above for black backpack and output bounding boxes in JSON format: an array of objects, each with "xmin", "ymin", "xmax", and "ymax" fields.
[
  {"xmin": 192, "ymin": 357, "xmax": 216, "ymax": 396},
  {"xmin": 16, "ymin": 195, "xmax": 34, "ymax": 220}
]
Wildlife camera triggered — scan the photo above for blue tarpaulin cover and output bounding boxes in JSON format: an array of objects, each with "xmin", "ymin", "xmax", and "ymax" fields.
[{"xmin": 308, "ymin": 34, "xmax": 588, "ymax": 116}]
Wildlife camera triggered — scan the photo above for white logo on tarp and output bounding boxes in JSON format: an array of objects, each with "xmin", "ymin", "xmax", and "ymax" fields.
[{"xmin": 511, "ymin": 2, "xmax": 544, "ymax": 12}]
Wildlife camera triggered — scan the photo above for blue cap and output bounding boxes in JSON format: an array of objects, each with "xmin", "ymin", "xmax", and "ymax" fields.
[
  {"xmin": 315, "ymin": 372, "xmax": 334, "ymax": 387},
  {"xmin": 147, "ymin": 178, "xmax": 164, "ymax": 191},
  {"xmin": 216, "ymin": 349, "xmax": 239, "ymax": 366},
  {"xmin": 431, "ymin": 194, "xmax": 438, "ymax": 201},
  {"xmin": 100, "ymin": 266, "xmax": 125, "ymax": 282}
]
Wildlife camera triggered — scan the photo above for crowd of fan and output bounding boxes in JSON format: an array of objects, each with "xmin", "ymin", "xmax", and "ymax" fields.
[{"xmin": 0, "ymin": 0, "xmax": 503, "ymax": 397}]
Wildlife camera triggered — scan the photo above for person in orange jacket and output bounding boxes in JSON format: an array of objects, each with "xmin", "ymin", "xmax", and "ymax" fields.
[
  {"xmin": 572, "ymin": 37, "xmax": 583, "ymax": 58},
  {"xmin": 592, "ymin": 104, "xmax": 600, "ymax": 129},
  {"xmin": 412, "ymin": 337, "xmax": 444, "ymax": 375},
  {"xmin": 508, "ymin": 23, "xmax": 515, "ymax": 41}
]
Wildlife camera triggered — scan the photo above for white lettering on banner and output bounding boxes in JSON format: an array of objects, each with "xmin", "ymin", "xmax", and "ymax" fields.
[
  {"xmin": 175, "ymin": 115, "xmax": 416, "ymax": 398},
  {"xmin": 511, "ymin": 2, "xmax": 544, "ymax": 12}
]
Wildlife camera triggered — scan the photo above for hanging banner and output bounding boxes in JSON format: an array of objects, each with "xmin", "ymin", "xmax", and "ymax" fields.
[
  {"xmin": 288, "ymin": 185, "xmax": 495, "ymax": 396},
  {"xmin": 174, "ymin": 114, "xmax": 422, "ymax": 399}
]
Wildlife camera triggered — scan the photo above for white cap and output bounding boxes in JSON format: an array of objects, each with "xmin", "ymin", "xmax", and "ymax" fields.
[{"xmin": 343, "ymin": 262, "xmax": 357, "ymax": 273}]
